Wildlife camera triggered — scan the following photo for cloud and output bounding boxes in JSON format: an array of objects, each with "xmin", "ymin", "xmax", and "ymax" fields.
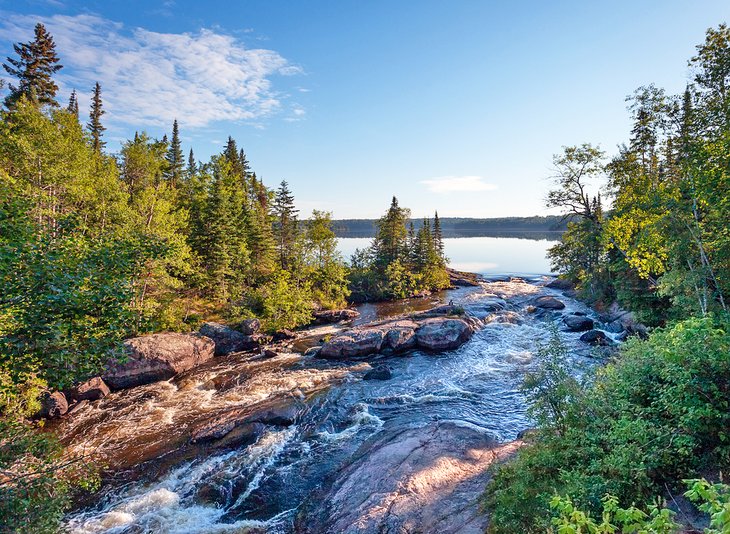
[
  {"xmin": 0, "ymin": 12, "xmax": 302, "ymax": 129},
  {"xmin": 421, "ymin": 175, "xmax": 498, "ymax": 193}
]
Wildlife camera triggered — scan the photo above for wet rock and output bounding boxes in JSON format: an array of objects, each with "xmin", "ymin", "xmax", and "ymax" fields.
[
  {"xmin": 382, "ymin": 320, "xmax": 418, "ymax": 353},
  {"xmin": 580, "ymin": 330, "xmax": 610, "ymax": 346},
  {"xmin": 69, "ymin": 377, "xmax": 110, "ymax": 402},
  {"xmin": 191, "ymin": 396, "xmax": 302, "ymax": 444},
  {"xmin": 272, "ymin": 329, "xmax": 298, "ymax": 341},
  {"xmin": 104, "ymin": 333, "xmax": 215, "ymax": 390},
  {"xmin": 199, "ymin": 322, "xmax": 262, "ymax": 356},
  {"xmin": 364, "ymin": 364, "xmax": 392, "ymax": 381},
  {"xmin": 526, "ymin": 305, "xmax": 537, "ymax": 313},
  {"xmin": 448, "ymin": 268, "xmax": 481, "ymax": 287},
  {"xmin": 262, "ymin": 349, "xmax": 279, "ymax": 358},
  {"xmin": 40, "ymin": 391, "xmax": 68, "ymax": 418},
  {"xmin": 299, "ymin": 421, "xmax": 522, "ymax": 534},
  {"xmin": 485, "ymin": 311, "xmax": 522, "ymax": 325},
  {"xmin": 415, "ymin": 318, "xmax": 473, "ymax": 351},
  {"xmin": 563, "ymin": 315, "xmax": 594, "ymax": 332},
  {"xmin": 67, "ymin": 399, "xmax": 89, "ymax": 415},
  {"xmin": 546, "ymin": 278, "xmax": 574, "ymax": 290},
  {"xmin": 236, "ymin": 318, "xmax": 261, "ymax": 335},
  {"xmin": 313, "ymin": 309, "xmax": 360, "ymax": 324},
  {"xmin": 318, "ymin": 329, "xmax": 386, "ymax": 359},
  {"xmin": 304, "ymin": 346, "xmax": 321, "ymax": 357},
  {"xmin": 533, "ymin": 295, "xmax": 566, "ymax": 310}
]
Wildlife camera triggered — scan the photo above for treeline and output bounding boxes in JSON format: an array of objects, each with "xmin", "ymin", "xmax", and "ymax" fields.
[
  {"xmin": 484, "ymin": 23, "xmax": 730, "ymax": 533},
  {"xmin": 348, "ymin": 197, "xmax": 450, "ymax": 301},
  {"xmin": 0, "ymin": 23, "xmax": 353, "ymax": 529},
  {"xmin": 332, "ymin": 215, "xmax": 570, "ymax": 237}
]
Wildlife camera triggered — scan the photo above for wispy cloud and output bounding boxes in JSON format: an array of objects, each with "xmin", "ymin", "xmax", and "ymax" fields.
[
  {"xmin": 421, "ymin": 175, "xmax": 498, "ymax": 193},
  {"xmin": 0, "ymin": 12, "xmax": 302, "ymax": 129}
]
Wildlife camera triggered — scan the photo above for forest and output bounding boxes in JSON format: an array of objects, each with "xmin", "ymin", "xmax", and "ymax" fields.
[{"xmin": 483, "ymin": 23, "xmax": 730, "ymax": 533}]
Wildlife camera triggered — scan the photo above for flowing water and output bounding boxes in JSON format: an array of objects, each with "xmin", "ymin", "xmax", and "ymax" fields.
[{"xmin": 60, "ymin": 276, "xmax": 614, "ymax": 533}]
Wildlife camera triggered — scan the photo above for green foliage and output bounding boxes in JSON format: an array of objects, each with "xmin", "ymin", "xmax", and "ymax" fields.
[
  {"xmin": 684, "ymin": 479, "xmax": 730, "ymax": 533},
  {"xmin": 240, "ymin": 269, "xmax": 314, "ymax": 332},
  {"xmin": 485, "ymin": 317, "xmax": 730, "ymax": 533}
]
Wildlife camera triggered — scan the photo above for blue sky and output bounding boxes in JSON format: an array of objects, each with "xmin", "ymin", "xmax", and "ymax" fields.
[{"xmin": 1, "ymin": 1, "xmax": 728, "ymax": 218}]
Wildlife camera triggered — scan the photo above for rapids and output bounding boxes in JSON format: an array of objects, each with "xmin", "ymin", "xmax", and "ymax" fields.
[{"xmin": 60, "ymin": 277, "xmax": 613, "ymax": 533}]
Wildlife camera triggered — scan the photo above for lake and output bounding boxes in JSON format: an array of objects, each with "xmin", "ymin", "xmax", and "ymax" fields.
[{"xmin": 337, "ymin": 236, "xmax": 556, "ymax": 276}]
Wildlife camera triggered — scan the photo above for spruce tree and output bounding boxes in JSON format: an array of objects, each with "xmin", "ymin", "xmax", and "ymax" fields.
[
  {"xmin": 373, "ymin": 196, "xmax": 410, "ymax": 269},
  {"xmin": 3, "ymin": 23, "xmax": 62, "ymax": 108},
  {"xmin": 273, "ymin": 180, "xmax": 299, "ymax": 270},
  {"xmin": 67, "ymin": 89, "xmax": 79, "ymax": 118},
  {"xmin": 433, "ymin": 211, "xmax": 445, "ymax": 260},
  {"xmin": 87, "ymin": 82, "xmax": 106, "ymax": 152},
  {"xmin": 186, "ymin": 148, "xmax": 197, "ymax": 179},
  {"xmin": 164, "ymin": 119, "xmax": 184, "ymax": 187}
]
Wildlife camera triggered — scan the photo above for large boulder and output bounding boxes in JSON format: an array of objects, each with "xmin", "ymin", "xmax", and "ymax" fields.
[
  {"xmin": 199, "ymin": 322, "xmax": 261, "ymax": 356},
  {"xmin": 40, "ymin": 391, "xmax": 68, "ymax": 418},
  {"xmin": 319, "ymin": 329, "xmax": 386, "ymax": 359},
  {"xmin": 415, "ymin": 318, "xmax": 473, "ymax": 351},
  {"xmin": 382, "ymin": 321, "xmax": 418, "ymax": 353},
  {"xmin": 533, "ymin": 295, "xmax": 566, "ymax": 310},
  {"xmin": 104, "ymin": 333, "xmax": 215, "ymax": 390},
  {"xmin": 313, "ymin": 309, "xmax": 360, "ymax": 324},
  {"xmin": 563, "ymin": 315, "xmax": 594, "ymax": 332},
  {"xmin": 69, "ymin": 377, "xmax": 110, "ymax": 402},
  {"xmin": 364, "ymin": 364, "xmax": 392, "ymax": 381}
]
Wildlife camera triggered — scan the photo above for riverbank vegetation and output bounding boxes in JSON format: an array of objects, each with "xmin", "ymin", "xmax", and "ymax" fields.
[
  {"xmin": 485, "ymin": 23, "xmax": 730, "ymax": 532},
  {"xmin": 347, "ymin": 197, "xmax": 450, "ymax": 301},
  {"xmin": 0, "ymin": 23, "xmax": 355, "ymax": 529}
]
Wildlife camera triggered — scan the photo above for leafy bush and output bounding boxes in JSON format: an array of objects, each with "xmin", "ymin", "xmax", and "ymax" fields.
[{"xmin": 485, "ymin": 316, "xmax": 730, "ymax": 533}]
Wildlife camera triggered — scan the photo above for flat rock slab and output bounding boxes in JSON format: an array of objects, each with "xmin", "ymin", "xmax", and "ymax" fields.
[{"xmin": 300, "ymin": 421, "xmax": 522, "ymax": 534}]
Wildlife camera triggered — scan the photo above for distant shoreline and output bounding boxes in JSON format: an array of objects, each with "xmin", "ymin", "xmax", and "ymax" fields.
[{"xmin": 331, "ymin": 216, "xmax": 569, "ymax": 240}]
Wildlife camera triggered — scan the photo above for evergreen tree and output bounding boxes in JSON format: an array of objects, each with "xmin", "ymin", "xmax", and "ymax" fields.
[
  {"xmin": 187, "ymin": 148, "xmax": 196, "ymax": 179},
  {"xmin": 223, "ymin": 136, "xmax": 244, "ymax": 177},
  {"xmin": 3, "ymin": 23, "xmax": 62, "ymax": 108},
  {"xmin": 87, "ymin": 82, "xmax": 106, "ymax": 153},
  {"xmin": 273, "ymin": 180, "xmax": 299, "ymax": 270},
  {"xmin": 373, "ymin": 196, "xmax": 410, "ymax": 269},
  {"xmin": 164, "ymin": 119, "xmax": 184, "ymax": 187},
  {"xmin": 433, "ymin": 211, "xmax": 444, "ymax": 260},
  {"xmin": 67, "ymin": 89, "xmax": 79, "ymax": 118}
]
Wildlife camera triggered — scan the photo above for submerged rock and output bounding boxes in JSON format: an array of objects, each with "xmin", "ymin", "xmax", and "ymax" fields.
[
  {"xmin": 364, "ymin": 364, "xmax": 392, "ymax": 381},
  {"xmin": 104, "ymin": 333, "xmax": 215, "ymax": 390},
  {"xmin": 415, "ymin": 318, "xmax": 473, "ymax": 351},
  {"xmin": 563, "ymin": 315, "xmax": 594, "ymax": 332},
  {"xmin": 533, "ymin": 295, "xmax": 566, "ymax": 310},
  {"xmin": 298, "ymin": 421, "xmax": 522, "ymax": 534},
  {"xmin": 199, "ymin": 322, "xmax": 262, "ymax": 356},
  {"xmin": 580, "ymin": 329, "xmax": 611, "ymax": 346}
]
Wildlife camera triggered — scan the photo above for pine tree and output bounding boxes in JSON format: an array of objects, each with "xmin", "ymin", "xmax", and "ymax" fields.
[
  {"xmin": 87, "ymin": 82, "xmax": 106, "ymax": 152},
  {"xmin": 273, "ymin": 180, "xmax": 299, "ymax": 270},
  {"xmin": 164, "ymin": 119, "xmax": 184, "ymax": 187},
  {"xmin": 433, "ymin": 211, "xmax": 445, "ymax": 261},
  {"xmin": 186, "ymin": 148, "xmax": 197, "ymax": 179},
  {"xmin": 3, "ymin": 23, "xmax": 62, "ymax": 108},
  {"xmin": 67, "ymin": 89, "xmax": 79, "ymax": 118}
]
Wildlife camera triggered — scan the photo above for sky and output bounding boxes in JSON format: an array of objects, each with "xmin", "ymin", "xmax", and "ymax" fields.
[{"xmin": 1, "ymin": 1, "xmax": 729, "ymax": 219}]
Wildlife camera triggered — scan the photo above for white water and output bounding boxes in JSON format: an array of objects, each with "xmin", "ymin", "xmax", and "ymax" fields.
[{"xmin": 62, "ymin": 278, "xmax": 614, "ymax": 533}]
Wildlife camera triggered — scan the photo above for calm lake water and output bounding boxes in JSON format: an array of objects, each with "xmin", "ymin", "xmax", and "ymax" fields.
[{"xmin": 337, "ymin": 236, "xmax": 556, "ymax": 276}]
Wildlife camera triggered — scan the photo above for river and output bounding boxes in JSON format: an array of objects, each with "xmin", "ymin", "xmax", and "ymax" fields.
[{"xmin": 59, "ymin": 238, "xmax": 612, "ymax": 533}]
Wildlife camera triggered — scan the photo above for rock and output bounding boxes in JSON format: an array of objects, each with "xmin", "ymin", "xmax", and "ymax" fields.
[
  {"xmin": 104, "ymin": 333, "xmax": 215, "ymax": 390},
  {"xmin": 191, "ymin": 396, "xmax": 302, "ymax": 444},
  {"xmin": 67, "ymin": 399, "xmax": 89, "ymax": 415},
  {"xmin": 298, "ymin": 422, "xmax": 522, "ymax": 534},
  {"xmin": 626, "ymin": 323, "xmax": 649, "ymax": 340},
  {"xmin": 272, "ymin": 329, "xmax": 298, "ymax": 341},
  {"xmin": 40, "ymin": 391, "xmax": 68, "ymax": 418},
  {"xmin": 546, "ymin": 278, "xmax": 574, "ymax": 290},
  {"xmin": 485, "ymin": 311, "xmax": 522, "ymax": 325},
  {"xmin": 199, "ymin": 322, "xmax": 262, "ymax": 356},
  {"xmin": 563, "ymin": 315, "xmax": 594, "ymax": 332},
  {"xmin": 447, "ymin": 268, "xmax": 481, "ymax": 287},
  {"xmin": 304, "ymin": 346, "xmax": 321, "ymax": 357},
  {"xmin": 382, "ymin": 321, "xmax": 418, "ymax": 353},
  {"xmin": 69, "ymin": 377, "xmax": 110, "ymax": 402},
  {"xmin": 313, "ymin": 309, "xmax": 360, "ymax": 324},
  {"xmin": 415, "ymin": 318, "xmax": 473, "ymax": 351},
  {"xmin": 526, "ymin": 305, "xmax": 537, "ymax": 313},
  {"xmin": 236, "ymin": 318, "xmax": 261, "ymax": 335},
  {"xmin": 580, "ymin": 330, "xmax": 610, "ymax": 346},
  {"xmin": 364, "ymin": 364, "xmax": 392, "ymax": 381},
  {"xmin": 262, "ymin": 349, "xmax": 279, "ymax": 358},
  {"xmin": 533, "ymin": 295, "xmax": 566, "ymax": 310},
  {"xmin": 318, "ymin": 328, "xmax": 386, "ymax": 359}
]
